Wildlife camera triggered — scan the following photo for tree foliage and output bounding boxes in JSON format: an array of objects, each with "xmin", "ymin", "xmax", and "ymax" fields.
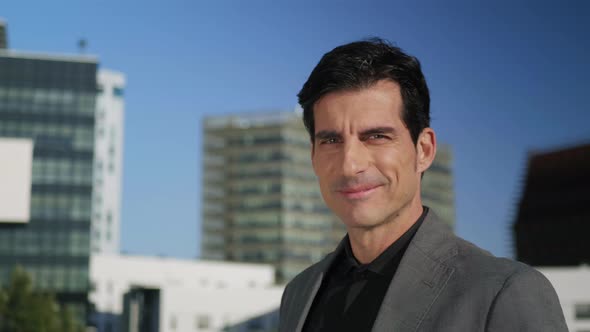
[{"xmin": 0, "ymin": 266, "xmax": 84, "ymax": 332}]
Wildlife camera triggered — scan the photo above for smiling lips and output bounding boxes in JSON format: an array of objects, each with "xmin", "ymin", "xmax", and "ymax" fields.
[{"xmin": 337, "ymin": 184, "xmax": 382, "ymax": 200}]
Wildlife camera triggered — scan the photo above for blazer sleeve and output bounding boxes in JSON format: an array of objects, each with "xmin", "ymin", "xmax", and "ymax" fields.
[{"xmin": 485, "ymin": 267, "xmax": 568, "ymax": 331}]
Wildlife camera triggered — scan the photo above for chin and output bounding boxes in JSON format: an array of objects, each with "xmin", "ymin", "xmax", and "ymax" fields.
[{"xmin": 340, "ymin": 210, "xmax": 387, "ymax": 229}]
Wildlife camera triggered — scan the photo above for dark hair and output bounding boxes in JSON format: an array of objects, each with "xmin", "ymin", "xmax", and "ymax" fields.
[{"xmin": 298, "ymin": 38, "xmax": 430, "ymax": 145}]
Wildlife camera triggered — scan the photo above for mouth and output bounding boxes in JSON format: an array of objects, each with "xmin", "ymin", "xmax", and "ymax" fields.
[{"xmin": 337, "ymin": 184, "xmax": 381, "ymax": 200}]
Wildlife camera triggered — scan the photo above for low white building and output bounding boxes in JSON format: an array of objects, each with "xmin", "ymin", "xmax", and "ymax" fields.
[
  {"xmin": 537, "ymin": 266, "xmax": 590, "ymax": 332},
  {"xmin": 89, "ymin": 254, "xmax": 284, "ymax": 332}
]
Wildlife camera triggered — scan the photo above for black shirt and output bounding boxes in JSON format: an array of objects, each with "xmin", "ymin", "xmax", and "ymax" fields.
[{"xmin": 302, "ymin": 207, "xmax": 429, "ymax": 332}]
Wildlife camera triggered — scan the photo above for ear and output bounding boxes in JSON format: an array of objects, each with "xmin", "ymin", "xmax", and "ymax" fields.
[{"xmin": 416, "ymin": 128, "xmax": 436, "ymax": 173}]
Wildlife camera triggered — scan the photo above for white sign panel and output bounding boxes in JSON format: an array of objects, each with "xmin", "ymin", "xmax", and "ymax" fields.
[{"xmin": 0, "ymin": 138, "xmax": 33, "ymax": 223}]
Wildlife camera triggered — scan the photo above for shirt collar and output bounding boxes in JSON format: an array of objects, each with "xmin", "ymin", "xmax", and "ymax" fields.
[{"xmin": 342, "ymin": 206, "xmax": 429, "ymax": 277}]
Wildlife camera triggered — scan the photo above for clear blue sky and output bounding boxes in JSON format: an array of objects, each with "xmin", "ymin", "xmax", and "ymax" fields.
[{"xmin": 3, "ymin": 1, "xmax": 589, "ymax": 259}]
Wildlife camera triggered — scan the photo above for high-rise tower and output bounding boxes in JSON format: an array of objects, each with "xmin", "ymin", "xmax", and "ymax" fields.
[{"xmin": 202, "ymin": 111, "xmax": 345, "ymax": 282}]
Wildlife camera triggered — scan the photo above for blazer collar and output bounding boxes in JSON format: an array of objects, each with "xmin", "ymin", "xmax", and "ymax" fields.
[
  {"xmin": 292, "ymin": 209, "xmax": 458, "ymax": 332},
  {"xmin": 371, "ymin": 210, "xmax": 457, "ymax": 331},
  {"xmin": 290, "ymin": 240, "xmax": 343, "ymax": 332}
]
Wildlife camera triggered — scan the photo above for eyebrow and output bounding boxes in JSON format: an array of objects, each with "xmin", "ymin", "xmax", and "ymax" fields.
[
  {"xmin": 314, "ymin": 130, "xmax": 342, "ymax": 141},
  {"xmin": 314, "ymin": 126, "xmax": 397, "ymax": 142},
  {"xmin": 359, "ymin": 126, "xmax": 397, "ymax": 136}
]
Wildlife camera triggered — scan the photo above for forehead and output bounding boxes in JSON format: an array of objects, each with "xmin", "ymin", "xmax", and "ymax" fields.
[{"xmin": 313, "ymin": 80, "xmax": 404, "ymax": 131}]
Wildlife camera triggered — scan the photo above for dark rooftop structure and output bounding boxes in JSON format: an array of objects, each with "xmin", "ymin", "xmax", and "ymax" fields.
[{"xmin": 513, "ymin": 143, "xmax": 590, "ymax": 266}]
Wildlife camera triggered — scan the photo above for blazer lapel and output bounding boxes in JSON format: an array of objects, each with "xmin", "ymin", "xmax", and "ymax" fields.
[
  {"xmin": 372, "ymin": 211, "xmax": 457, "ymax": 332},
  {"xmin": 290, "ymin": 239, "xmax": 347, "ymax": 332}
]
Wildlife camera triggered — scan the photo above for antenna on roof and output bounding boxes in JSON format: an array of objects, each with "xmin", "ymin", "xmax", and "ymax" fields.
[
  {"xmin": 0, "ymin": 19, "xmax": 7, "ymax": 49},
  {"xmin": 78, "ymin": 38, "xmax": 87, "ymax": 54}
]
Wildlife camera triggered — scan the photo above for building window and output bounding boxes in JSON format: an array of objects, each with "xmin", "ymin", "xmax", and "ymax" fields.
[
  {"xmin": 113, "ymin": 87, "xmax": 124, "ymax": 97},
  {"xmin": 196, "ymin": 315, "xmax": 210, "ymax": 329},
  {"xmin": 247, "ymin": 318, "xmax": 264, "ymax": 330},
  {"xmin": 170, "ymin": 315, "xmax": 177, "ymax": 330},
  {"xmin": 107, "ymin": 281, "xmax": 113, "ymax": 294},
  {"xmin": 576, "ymin": 303, "xmax": 590, "ymax": 319}
]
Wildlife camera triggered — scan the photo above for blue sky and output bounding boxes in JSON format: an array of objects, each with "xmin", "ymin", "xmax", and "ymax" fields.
[{"xmin": 3, "ymin": 1, "xmax": 589, "ymax": 258}]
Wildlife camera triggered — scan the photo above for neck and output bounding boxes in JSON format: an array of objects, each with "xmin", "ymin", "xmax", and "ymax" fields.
[{"xmin": 347, "ymin": 198, "xmax": 423, "ymax": 264}]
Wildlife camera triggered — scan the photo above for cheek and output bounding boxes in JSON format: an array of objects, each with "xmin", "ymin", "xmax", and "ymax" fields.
[
  {"xmin": 313, "ymin": 162, "xmax": 331, "ymax": 187},
  {"xmin": 313, "ymin": 156, "xmax": 333, "ymax": 175},
  {"xmin": 374, "ymin": 154, "xmax": 399, "ymax": 177}
]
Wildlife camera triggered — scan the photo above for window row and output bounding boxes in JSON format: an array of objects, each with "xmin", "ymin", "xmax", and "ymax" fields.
[
  {"xmin": 234, "ymin": 250, "xmax": 279, "ymax": 262},
  {"xmin": 232, "ymin": 212, "xmax": 280, "ymax": 225},
  {"xmin": 0, "ymin": 101, "xmax": 95, "ymax": 117},
  {"xmin": 232, "ymin": 229, "xmax": 280, "ymax": 244},
  {"xmin": 225, "ymin": 168, "xmax": 317, "ymax": 182},
  {"xmin": 28, "ymin": 264, "xmax": 89, "ymax": 292},
  {"xmin": 228, "ymin": 199, "xmax": 281, "ymax": 211},
  {"xmin": 0, "ymin": 231, "xmax": 90, "ymax": 257},
  {"xmin": 30, "ymin": 193, "xmax": 92, "ymax": 220},
  {"xmin": 1, "ymin": 124, "xmax": 93, "ymax": 150},
  {"xmin": 0, "ymin": 87, "xmax": 95, "ymax": 112},
  {"xmin": 228, "ymin": 181, "xmax": 281, "ymax": 195},
  {"xmin": 282, "ymin": 215, "xmax": 335, "ymax": 229},
  {"xmin": 32, "ymin": 158, "xmax": 93, "ymax": 185}
]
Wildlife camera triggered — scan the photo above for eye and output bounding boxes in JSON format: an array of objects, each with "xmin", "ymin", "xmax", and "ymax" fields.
[
  {"xmin": 320, "ymin": 137, "xmax": 340, "ymax": 144},
  {"xmin": 368, "ymin": 134, "xmax": 388, "ymax": 140}
]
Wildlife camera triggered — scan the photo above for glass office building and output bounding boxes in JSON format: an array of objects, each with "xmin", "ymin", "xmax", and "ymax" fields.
[
  {"xmin": 202, "ymin": 111, "xmax": 345, "ymax": 282},
  {"xmin": 0, "ymin": 48, "xmax": 97, "ymax": 318}
]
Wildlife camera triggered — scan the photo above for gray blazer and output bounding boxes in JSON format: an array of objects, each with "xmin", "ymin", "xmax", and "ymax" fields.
[{"xmin": 279, "ymin": 211, "xmax": 567, "ymax": 331}]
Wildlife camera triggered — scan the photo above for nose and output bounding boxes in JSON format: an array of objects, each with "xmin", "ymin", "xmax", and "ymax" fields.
[{"xmin": 341, "ymin": 139, "xmax": 370, "ymax": 177}]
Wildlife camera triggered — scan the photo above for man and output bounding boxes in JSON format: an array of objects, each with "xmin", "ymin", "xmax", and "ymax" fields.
[{"xmin": 279, "ymin": 39, "xmax": 567, "ymax": 331}]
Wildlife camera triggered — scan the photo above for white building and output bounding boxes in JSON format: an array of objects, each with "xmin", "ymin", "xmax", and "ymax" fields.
[
  {"xmin": 89, "ymin": 254, "xmax": 284, "ymax": 332},
  {"xmin": 537, "ymin": 266, "xmax": 590, "ymax": 332},
  {"xmin": 92, "ymin": 69, "xmax": 125, "ymax": 254}
]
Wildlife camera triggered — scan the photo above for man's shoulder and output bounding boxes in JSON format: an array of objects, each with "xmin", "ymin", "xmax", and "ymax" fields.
[
  {"xmin": 416, "ymin": 217, "xmax": 567, "ymax": 330},
  {"xmin": 445, "ymin": 233, "xmax": 549, "ymax": 286},
  {"xmin": 447, "ymin": 238, "xmax": 568, "ymax": 330}
]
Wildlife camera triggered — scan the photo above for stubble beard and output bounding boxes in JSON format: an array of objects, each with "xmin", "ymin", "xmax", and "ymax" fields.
[{"xmin": 345, "ymin": 154, "xmax": 420, "ymax": 232}]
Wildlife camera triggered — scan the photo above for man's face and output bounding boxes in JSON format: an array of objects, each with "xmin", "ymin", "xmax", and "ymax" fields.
[{"xmin": 311, "ymin": 80, "xmax": 427, "ymax": 230}]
